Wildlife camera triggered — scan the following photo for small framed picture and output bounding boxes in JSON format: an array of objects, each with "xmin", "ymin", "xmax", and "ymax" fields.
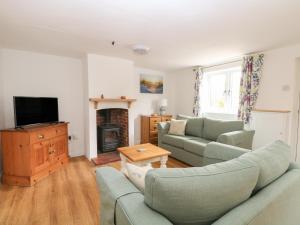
[{"xmin": 140, "ymin": 74, "xmax": 163, "ymax": 94}]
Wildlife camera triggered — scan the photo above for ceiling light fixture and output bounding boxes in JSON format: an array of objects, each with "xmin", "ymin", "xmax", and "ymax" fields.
[{"xmin": 132, "ymin": 44, "xmax": 150, "ymax": 55}]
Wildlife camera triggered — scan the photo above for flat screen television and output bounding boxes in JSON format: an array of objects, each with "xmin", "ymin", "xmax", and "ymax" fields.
[{"xmin": 14, "ymin": 96, "xmax": 59, "ymax": 127}]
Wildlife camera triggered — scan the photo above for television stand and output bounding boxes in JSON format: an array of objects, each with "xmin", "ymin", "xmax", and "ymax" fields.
[
  {"xmin": 15, "ymin": 126, "xmax": 25, "ymax": 130},
  {"xmin": 0, "ymin": 122, "xmax": 69, "ymax": 186}
]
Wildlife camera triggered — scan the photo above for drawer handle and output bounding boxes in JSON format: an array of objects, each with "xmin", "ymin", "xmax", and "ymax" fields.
[
  {"xmin": 48, "ymin": 148, "xmax": 56, "ymax": 155},
  {"xmin": 38, "ymin": 134, "xmax": 44, "ymax": 139}
]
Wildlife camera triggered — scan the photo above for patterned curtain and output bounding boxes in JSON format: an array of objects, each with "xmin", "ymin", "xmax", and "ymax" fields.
[
  {"xmin": 238, "ymin": 54, "xmax": 264, "ymax": 124},
  {"xmin": 193, "ymin": 67, "xmax": 204, "ymax": 117}
]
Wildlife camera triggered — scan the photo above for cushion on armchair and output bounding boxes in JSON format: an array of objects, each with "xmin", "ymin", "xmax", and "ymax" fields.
[{"xmin": 144, "ymin": 158, "xmax": 259, "ymax": 225}]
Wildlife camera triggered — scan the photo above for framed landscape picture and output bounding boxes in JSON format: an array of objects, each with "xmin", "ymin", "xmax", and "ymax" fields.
[{"xmin": 140, "ymin": 74, "xmax": 163, "ymax": 94}]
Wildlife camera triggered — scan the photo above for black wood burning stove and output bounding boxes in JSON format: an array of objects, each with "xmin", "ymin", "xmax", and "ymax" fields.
[
  {"xmin": 97, "ymin": 124, "xmax": 120, "ymax": 153},
  {"xmin": 97, "ymin": 110, "xmax": 121, "ymax": 153}
]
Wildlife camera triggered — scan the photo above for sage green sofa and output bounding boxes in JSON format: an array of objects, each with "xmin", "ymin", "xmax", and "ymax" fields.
[
  {"xmin": 158, "ymin": 115, "xmax": 255, "ymax": 166},
  {"xmin": 96, "ymin": 141, "xmax": 300, "ymax": 225}
]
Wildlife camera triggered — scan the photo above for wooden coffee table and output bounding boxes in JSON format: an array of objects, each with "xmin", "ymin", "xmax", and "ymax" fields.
[{"xmin": 117, "ymin": 143, "xmax": 171, "ymax": 174}]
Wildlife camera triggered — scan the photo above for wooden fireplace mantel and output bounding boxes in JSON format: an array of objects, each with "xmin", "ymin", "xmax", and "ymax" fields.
[{"xmin": 89, "ymin": 98, "xmax": 137, "ymax": 109}]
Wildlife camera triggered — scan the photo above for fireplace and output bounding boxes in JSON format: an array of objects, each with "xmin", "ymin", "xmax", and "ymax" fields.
[{"xmin": 96, "ymin": 108, "xmax": 128, "ymax": 154}]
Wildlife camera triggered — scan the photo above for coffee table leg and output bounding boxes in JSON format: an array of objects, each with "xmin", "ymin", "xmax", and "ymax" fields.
[
  {"xmin": 120, "ymin": 153, "xmax": 128, "ymax": 175},
  {"xmin": 160, "ymin": 156, "xmax": 168, "ymax": 168}
]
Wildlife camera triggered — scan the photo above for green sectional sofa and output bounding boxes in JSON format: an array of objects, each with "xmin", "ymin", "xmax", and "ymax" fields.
[
  {"xmin": 158, "ymin": 115, "xmax": 255, "ymax": 166},
  {"xmin": 96, "ymin": 141, "xmax": 300, "ymax": 225}
]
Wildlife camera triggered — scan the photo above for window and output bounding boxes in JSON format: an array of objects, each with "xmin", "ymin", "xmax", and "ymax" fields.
[{"xmin": 200, "ymin": 66, "xmax": 241, "ymax": 114}]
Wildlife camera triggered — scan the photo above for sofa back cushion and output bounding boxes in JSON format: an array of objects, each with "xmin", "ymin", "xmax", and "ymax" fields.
[
  {"xmin": 176, "ymin": 114, "xmax": 204, "ymax": 137},
  {"xmin": 239, "ymin": 140, "xmax": 290, "ymax": 192},
  {"xmin": 177, "ymin": 114, "xmax": 193, "ymax": 120},
  {"xmin": 185, "ymin": 118, "xmax": 204, "ymax": 137},
  {"xmin": 144, "ymin": 159, "xmax": 259, "ymax": 225},
  {"xmin": 203, "ymin": 118, "xmax": 244, "ymax": 141}
]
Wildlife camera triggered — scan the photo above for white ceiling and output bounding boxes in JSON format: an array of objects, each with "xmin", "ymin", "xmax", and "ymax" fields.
[{"xmin": 1, "ymin": 0, "xmax": 300, "ymax": 71}]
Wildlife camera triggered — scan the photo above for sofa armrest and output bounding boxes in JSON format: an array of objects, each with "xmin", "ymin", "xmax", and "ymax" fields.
[
  {"xmin": 96, "ymin": 167, "xmax": 172, "ymax": 225},
  {"xmin": 158, "ymin": 122, "xmax": 170, "ymax": 146},
  {"xmin": 115, "ymin": 190, "xmax": 173, "ymax": 225},
  {"xmin": 217, "ymin": 130, "xmax": 255, "ymax": 149},
  {"xmin": 203, "ymin": 142, "xmax": 249, "ymax": 162},
  {"xmin": 158, "ymin": 122, "xmax": 170, "ymax": 134}
]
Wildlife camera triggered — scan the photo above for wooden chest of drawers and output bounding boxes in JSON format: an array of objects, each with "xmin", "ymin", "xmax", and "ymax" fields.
[
  {"xmin": 1, "ymin": 123, "xmax": 69, "ymax": 186},
  {"xmin": 141, "ymin": 115, "xmax": 172, "ymax": 145}
]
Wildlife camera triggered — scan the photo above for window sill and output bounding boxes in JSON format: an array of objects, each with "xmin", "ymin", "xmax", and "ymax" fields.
[
  {"xmin": 203, "ymin": 112, "xmax": 237, "ymax": 116},
  {"xmin": 202, "ymin": 112, "xmax": 238, "ymax": 120}
]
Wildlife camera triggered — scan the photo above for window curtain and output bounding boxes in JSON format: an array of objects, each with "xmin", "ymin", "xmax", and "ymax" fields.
[
  {"xmin": 193, "ymin": 67, "xmax": 204, "ymax": 116},
  {"xmin": 238, "ymin": 54, "xmax": 264, "ymax": 124}
]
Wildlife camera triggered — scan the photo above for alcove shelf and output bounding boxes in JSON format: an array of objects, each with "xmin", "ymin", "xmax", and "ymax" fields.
[
  {"xmin": 89, "ymin": 98, "xmax": 137, "ymax": 109},
  {"xmin": 253, "ymin": 108, "xmax": 291, "ymax": 113}
]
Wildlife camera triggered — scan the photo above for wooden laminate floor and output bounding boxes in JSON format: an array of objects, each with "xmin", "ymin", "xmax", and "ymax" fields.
[{"xmin": 0, "ymin": 156, "xmax": 188, "ymax": 225}]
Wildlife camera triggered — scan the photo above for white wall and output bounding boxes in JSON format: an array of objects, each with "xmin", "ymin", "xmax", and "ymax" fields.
[
  {"xmin": 169, "ymin": 68, "xmax": 195, "ymax": 116},
  {"xmin": 0, "ymin": 50, "xmax": 4, "ymax": 174},
  {"xmin": 293, "ymin": 58, "xmax": 300, "ymax": 161},
  {"xmin": 82, "ymin": 57, "xmax": 90, "ymax": 160},
  {"xmin": 0, "ymin": 49, "xmax": 85, "ymax": 157},
  {"xmin": 256, "ymin": 46, "xmax": 300, "ymax": 110},
  {"xmin": 84, "ymin": 54, "xmax": 173, "ymax": 159},
  {"xmin": 0, "ymin": 50, "xmax": 4, "ymax": 127}
]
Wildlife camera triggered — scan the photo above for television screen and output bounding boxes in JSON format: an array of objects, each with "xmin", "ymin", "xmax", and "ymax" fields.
[{"xmin": 14, "ymin": 96, "xmax": 59, "ymax": 127}]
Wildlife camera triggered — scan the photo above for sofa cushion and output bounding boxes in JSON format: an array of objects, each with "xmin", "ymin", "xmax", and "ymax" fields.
[
  {"xmin": 186, "ymin": 118, "xmax": 204, "ymax": 137},
  {"xmin": 183, "ymin": 138, "xmax": 210, "ymax": 156},
  {"xmin": 177, "ymin": 115, "xmax": 204, "ymax": 137},
  {"xmin": 239, "ymin": 140, "xmax": 290, "ymax": 192},
  {"xmin": 162, "ymin": 134, "xmax": 193, "ymax": 148},
  {"xmin": 168, "ymin": 119, "xmax": 187, "ymax": 136},
  {"xmin": 203, "ymin": 118, "xmax": 244, "ymax": 141},
  {"xmin": 144, "ymin": 158, "xmax": 259, "ymax": 225}
]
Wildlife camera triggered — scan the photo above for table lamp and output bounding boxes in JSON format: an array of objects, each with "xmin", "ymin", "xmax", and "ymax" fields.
[{"xmin": 159, "ymin": 98, "xmax": 168, "ymax": 115}]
